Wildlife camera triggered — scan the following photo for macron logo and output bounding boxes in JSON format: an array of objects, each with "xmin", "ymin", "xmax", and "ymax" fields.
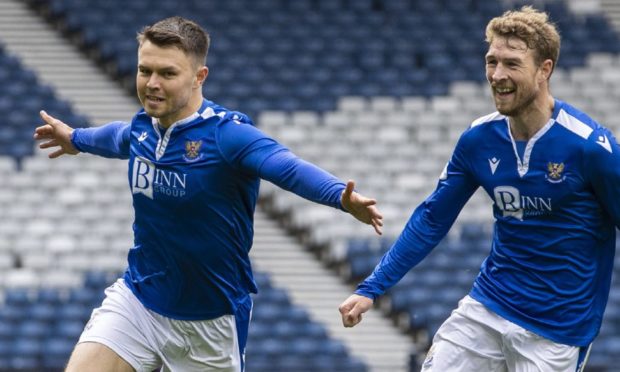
[
  {"xmin": 488, "ymin": 157, "xmax": 500, "ymax": 175},
  {"xmin": 138, "ymin": 131, "xmax": 148, "ymax": 142},
  {"xmin": 596, "ymin": 135, "xmax": 612, "ymax": 153}
]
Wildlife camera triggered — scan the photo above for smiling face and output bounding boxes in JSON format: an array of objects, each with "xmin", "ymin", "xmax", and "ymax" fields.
[
  {"xmin": 136, "ymin": 40, "xmax": 208, "ymax": 127},
  {"xmin": 485, "ymin": 36, "xmax": 552, "ymax": 118}
]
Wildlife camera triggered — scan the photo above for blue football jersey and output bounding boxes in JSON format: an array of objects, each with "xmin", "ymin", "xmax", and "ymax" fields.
[
  {"xmin": 356, "ymin": 99, "xmax": 620, "ymax": 346},
  {"xmin": 72, "ymin": 99, "xmax": 347, "ymax": 320}
]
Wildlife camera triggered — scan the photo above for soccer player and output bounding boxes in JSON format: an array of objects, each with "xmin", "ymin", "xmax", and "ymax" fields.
[
  {"xmin": 34, "ymin": 16, "xmax": 383, "ymax": 372},
  {"xmin": 339, "ymin": 6, "xmax": 620, "ymax": 372}
]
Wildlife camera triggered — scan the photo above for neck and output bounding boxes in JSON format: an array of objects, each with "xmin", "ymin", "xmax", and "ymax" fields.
[{"xmin": 509, "ymin": 93, "xmax": 555, "ymax": 141}]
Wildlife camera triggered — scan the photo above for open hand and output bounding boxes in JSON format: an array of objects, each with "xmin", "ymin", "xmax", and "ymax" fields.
[
  {"xmin": 33, "ymin": 110, "xmax": 79, "ymax": 158},
  {"xmin": 341, "ymin": 180, "xmax": 383, "ymax": 235}
]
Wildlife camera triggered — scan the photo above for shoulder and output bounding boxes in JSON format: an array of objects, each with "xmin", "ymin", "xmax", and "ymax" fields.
[
  {"xmin": 470, "ymin": 111, "xmax": 505, "ymax": 129},
  {"xmin": 554, "ymin": 100, "xmax": 616, "ymax": 150},
  {"xmin": 198, "ymin": 101, "xmax": 264, "ymax": 141},
  {"xmin": 204, "ymin": 99, "xmax": 255, "ymax": 126},
  {"xmin": 131, "ymin": 110, "xmax": 154, "ymax": 133},
  {"xmin": 212, "ymin": 108, "xmax": 275, "ymax": 151},
  {"xmin": 554, "ymin": 101, "xmax": 601, "ymax": 141},
  {"xmin": 554, "ymin": 101, "xmax": 619, "ymax": 164},
  {"xmin": 458, "ymin": 111, "xmax": 506, "ymax": 146}
]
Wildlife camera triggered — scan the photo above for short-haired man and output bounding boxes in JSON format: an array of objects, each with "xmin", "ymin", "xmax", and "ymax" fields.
[{"xmin": 35, "ymin": 16, "xmax": 383, "ymax": 372}]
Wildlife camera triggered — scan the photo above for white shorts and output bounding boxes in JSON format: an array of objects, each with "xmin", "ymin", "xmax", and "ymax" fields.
[
  {"xmin": 421, "ymin": 296, "xmax": 584, "ymax": 372},
  {"xmin": 78, "ymin": 279, "xmax": 248, "ymax": 372}
]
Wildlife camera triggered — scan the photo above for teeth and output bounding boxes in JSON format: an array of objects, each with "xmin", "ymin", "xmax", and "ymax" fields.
[{"xmin": 496, "ymin": 88, "xmax": 513, "ymax": 93}]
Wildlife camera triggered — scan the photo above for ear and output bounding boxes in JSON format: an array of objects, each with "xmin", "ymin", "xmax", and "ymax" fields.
[
  {"xmin": 539, "ymin": 59, "xmax": 553, "ymax": 82},
  {"xmin": 195, "ymin": 66, "xmax": 209, "ymax": 88}
]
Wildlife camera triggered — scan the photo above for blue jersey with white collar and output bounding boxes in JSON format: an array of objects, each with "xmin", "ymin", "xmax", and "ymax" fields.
[
  {"xmin": 72, "ymin": 99, "xmax": 347, "ymax": 320},
  {"xmin": 356, "ymin": 99, "xmax": 620, "ymax": 346}
]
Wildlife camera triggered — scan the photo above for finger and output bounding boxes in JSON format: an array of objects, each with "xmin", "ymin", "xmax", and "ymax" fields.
[
  {"xmin": 368, "ymin": 206, "xmax": 383, "ymax": 220},
  {"xmin": 345, "ymin": 311, "xmax": 362, "ymax": 327},
  {"xmin": 372, "ymin": 221, "xmax": 383, "ymax": 235},
  {"xmin": 48, "ymin": 149, "xmax": 65, "ymax": 159},
  {"xmin": 356, "ymin": 197, "xmax": 377, "ymax": 207},
  {"xmin": 34, "ymin": 124, "xmax": 53, "ymax": 136},
  {"xmin": 40, "ymin": 110, "xmax": 53, "ymax": 124},
  {"xmin": 40, "ymin": 110, "xmax": 60, "ymax": 128},
  {"xmin": 39, "ymin": 140, "xmax": 58, "ymax": 149},
  {"xmin": 342, "ymin": 180, "xmax": 355, "ymax": 199},
  {"xmin": 342, "ymin": 313, "xmax": 355, "ymax": 327},
  {"xmin": 35, "ymin": 132, "xmax": 53, "ymax": 141}
]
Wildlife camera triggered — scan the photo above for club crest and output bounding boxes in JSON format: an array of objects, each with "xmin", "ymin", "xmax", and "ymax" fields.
[
  {"xmin": 184, "ymin": 140, "xmax": 203, "ymax": 162},
  {"xmin": 545, "ymin": 162, "xmax": 565, "ymax": 183}
]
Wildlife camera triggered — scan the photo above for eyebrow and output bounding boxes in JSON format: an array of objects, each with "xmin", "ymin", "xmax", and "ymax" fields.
[
  {"xmin": 137, "ymin": 64, "xmax": 180, "ymax": 72},
  {"xmin": 485, "ymin": 55, "xmax": 523, "ymax": 64}
]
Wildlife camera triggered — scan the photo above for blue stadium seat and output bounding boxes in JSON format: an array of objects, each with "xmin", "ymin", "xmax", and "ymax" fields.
[
  {"xmin": 28, "ymin": 303, "xmax": 57, "ymax": 323},
  {"xmin": 0, "ymin": 322, "xmax": 13, "ymax": 340},
  {"xmin": 0, "ymin": 304, "xmax": 26, "ymax": 323},
  {"xmin": 54, "ymin": 320, "xmax": 85, "ymax": 340}
]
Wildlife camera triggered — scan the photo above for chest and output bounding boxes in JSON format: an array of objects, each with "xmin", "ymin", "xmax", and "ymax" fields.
[
  {"xmin": 127, "ymin": 122, "xmax": 225, "ymax": 202},
  {"xmin": 471, "ymin": 134, "xmax": 586, "ymax": 217}
]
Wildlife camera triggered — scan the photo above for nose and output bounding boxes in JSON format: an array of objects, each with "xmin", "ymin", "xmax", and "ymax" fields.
[
  {"xmin": 146, "ymin": 74, "xmax": 160, "ymax": 89},
  {"xmin": 491, "ymin": 63, "xmax": 508, "ymax": 83}
]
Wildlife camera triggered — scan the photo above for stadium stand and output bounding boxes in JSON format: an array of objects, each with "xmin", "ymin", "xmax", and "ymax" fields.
[
  {"xmin": 0, "ymin": 0, "xmax": 618, "ymax": 370},
  {"xmin": 0, "ymin": 43, "xmax": 88, "ymax": 163},
  {"xmin": 248, "ymin": 272, "xmax": 367, "ymax": 371}
]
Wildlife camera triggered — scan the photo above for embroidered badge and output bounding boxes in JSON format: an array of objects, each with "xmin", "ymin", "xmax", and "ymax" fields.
[
  {"xmin": 183, "ymin": 140, "xmax": 203, "ymax": 162},
  {"xmin": 545, "ymin": 162, "xmax": 565, "ymax": 183}
]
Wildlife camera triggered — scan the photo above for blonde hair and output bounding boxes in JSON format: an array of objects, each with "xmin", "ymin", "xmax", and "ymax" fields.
[{"xmin": 486, "ymin": 6, "xmax": 560, "ymax": 73}]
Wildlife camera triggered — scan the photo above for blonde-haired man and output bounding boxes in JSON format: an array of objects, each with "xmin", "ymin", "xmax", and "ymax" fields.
[{"xmin": 340, "ymin": 6, "xmax": 620, "ymax": 371}]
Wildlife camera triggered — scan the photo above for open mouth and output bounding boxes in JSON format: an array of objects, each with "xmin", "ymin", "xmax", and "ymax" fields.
[
  {"xmin": 495, "ymin": 87, "xmax": 515, "ymax": 97},
  {"xmin": 146, "ymin": 95, "xmax": 165, "ymax": 103}
]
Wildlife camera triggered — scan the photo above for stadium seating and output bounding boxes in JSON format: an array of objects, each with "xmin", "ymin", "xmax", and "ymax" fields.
[
  {"xmin": 28, "ymin": 0, "xmax": 619, "ymax": 119},
  {"xmin": 248, "ymin": 272, "xmax": 366, "ymax": 372},
  {"xmin": 0, "ymin": 270, "xmax": 363, "ymax": 372},
  {"xmin": 0, "ymin": 44, "xmax": 89, "ymax": 162},
  {"xmin": 0, "ymin": 0, "xmax": 618, "ymax": 370}
]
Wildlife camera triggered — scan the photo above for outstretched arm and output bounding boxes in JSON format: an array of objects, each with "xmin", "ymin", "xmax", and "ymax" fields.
[
  {"xmin": 338, "ymin": 133, "xmax": 479, "ymax": 327},
  {"xmin": 257, "ymin": 149, "xmax": 384, "ymax": 235},
  {"xmin": 34, "ymin": 111, "xmax": 131, "ymax": 159},
  {"xmin": 216, "ymin": 116, "xmax": 382, "ymax": 235},
  {"xmin": 34, "ymin": 110, "xmax": 79, "ymax": 158}
]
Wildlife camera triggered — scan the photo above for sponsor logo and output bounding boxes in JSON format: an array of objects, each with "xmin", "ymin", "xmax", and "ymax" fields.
[
  {"xmin": 493, "ymin": 186, "xmax": 552, "ymax": 220},
  {"xmin": 545, "ymin": 162, "xmax": 566, "ymax": 184},
  {"xmin": 183, "ymin": 140, "xmax": 203, "ymax": 162},
  {"xmin": 132, "ymin": 157, "xmax": 187, "ymax": 199},
  {"xmin": 488, "ymin": 157, "xmax": 500, "ymax": 175}
]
